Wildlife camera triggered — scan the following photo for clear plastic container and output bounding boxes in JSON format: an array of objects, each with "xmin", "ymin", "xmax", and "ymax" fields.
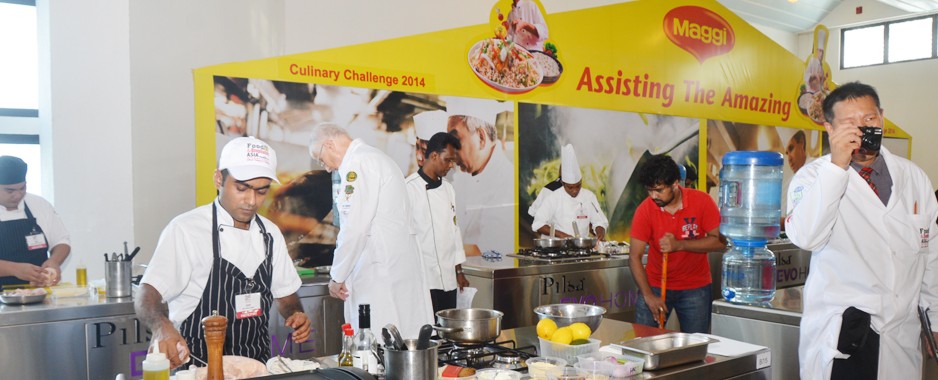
[
  {"xmin": 525, "ymin": 356, "xmax": 567, "ymax": 379},
  {"xmin": 546, "ymin": 367, "xmax": 588, "ymax": 380},
  {"xmin": 722, "ymin": 242, "xmax": 777, "ymax": 304},
  {"xmin": 475, "ymin": 368, "xmax": 521, "ymax": 380},
  {"xmin": 574, "ymin": 351, "xmax": 644, "ymax": 378},
  {"xmin": 718, "ymin": 151, "xmax": 784, "ymax": 244},
  {"xmin": 538, "ymin": 338, "xmax": 600, "ymax": 364}
]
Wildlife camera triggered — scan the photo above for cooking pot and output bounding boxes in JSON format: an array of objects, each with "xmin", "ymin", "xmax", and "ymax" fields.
[
  {"xmin": 434, "ymin": 308, "xmax": 503, "ymax": 343},
  {"xmin": 569, "ymin": 237, "xmax": 597, "ymax": 249},
  {"xmin": 533, "ymin": 237, "xmax": 568, "ymax": 249}
]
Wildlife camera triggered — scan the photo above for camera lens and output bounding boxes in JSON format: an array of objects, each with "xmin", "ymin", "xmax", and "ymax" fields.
[{"xmin": 858, "ymin": 126, "xmax": 883, "ymax": 153}]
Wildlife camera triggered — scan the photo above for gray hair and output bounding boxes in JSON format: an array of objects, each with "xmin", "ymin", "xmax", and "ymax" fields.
[
  {"xmin": 308, "ymin": 122, "xmax": 350, "ymax": 157},
  {"xmin": 449, "ymin": 115, "xmax": 496, "ymax": 142}
]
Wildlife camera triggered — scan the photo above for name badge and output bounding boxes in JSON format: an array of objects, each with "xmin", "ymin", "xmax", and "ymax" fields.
[
  {"xmin": 25, "ymin": 233, "xmax": 48, "ymax": 250},
  {"xmin": 235, "ymin": 292, "xmax": 262, "ymax": 319}
]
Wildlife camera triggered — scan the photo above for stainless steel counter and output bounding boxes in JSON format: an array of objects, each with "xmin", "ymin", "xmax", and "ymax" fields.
[
  {"xmin": 463, "ymin": 255, "xmax": 638, "ymax": 329},
  {"xmin": 0, "ymin": 276, "xmax": 343, "ymax": 380},
  {"xmin": 507, "ymin": 318, "xmax": 771, "ymax": 379}
]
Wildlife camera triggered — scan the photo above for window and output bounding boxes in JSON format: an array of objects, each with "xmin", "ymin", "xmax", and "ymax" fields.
[
  {"xmin": 0, "ymin": 0, "xmax": 38, "ymax": 117},
  {"xmin": 842, "ymin": 15, "xmax": 938, "ymax": 69}
]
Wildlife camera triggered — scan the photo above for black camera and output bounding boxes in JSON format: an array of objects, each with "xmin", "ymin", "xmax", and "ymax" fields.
[{"xmin": 858, "ymin": 126, "xmax": 883, "ymax": 153}]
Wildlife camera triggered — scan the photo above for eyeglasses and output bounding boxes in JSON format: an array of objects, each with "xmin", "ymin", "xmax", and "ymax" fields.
[{"xmin": 316, "ymin": 143, "xmax": 326, "ymax": 168}]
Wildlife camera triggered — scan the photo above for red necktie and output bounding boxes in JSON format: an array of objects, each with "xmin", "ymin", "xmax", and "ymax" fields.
[{"xmin": 858, "ymin": 167, "xmax": 879, "ymax": 195}]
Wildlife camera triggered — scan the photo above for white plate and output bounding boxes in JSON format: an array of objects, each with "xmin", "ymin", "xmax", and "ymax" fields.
[
  {"xmin": 193, "ymin": 355, "xmax": 268, "ymax": 380},
  {"xmin": 467, "ymin": 39, "xmax": 543, "ymax": 94},
  {"xmin": 265, "ymin": 356, "xmax": 322, "ymax": 374}
]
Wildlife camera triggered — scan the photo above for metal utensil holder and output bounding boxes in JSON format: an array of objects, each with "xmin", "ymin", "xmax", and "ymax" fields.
[{"xmin": 105, "ymin": 261, "xmax": 132, "ymax": 298}]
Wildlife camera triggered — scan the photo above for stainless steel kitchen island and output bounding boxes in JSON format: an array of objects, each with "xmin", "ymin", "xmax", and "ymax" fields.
[
  {"xmin": 488, "ymin": 318, "xmax": 771, "ymax": 379},
  {"xmin": 462, "ymin": 254, "xmax": 640, "ymax": 329}
]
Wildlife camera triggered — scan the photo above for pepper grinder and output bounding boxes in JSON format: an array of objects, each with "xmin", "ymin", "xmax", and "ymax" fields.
[{"xmin": 202, "ymin": 310, "xmax": 227, "ymax": 380}]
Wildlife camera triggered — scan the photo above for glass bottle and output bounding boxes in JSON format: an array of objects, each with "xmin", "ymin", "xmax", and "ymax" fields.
[
  {"xmin": 352, "ymin": 304, "xmax": 378, "ymax": 374},
  {"xmin": 338, "ymin": 324, "xmax": 355, "ymax": 367}
]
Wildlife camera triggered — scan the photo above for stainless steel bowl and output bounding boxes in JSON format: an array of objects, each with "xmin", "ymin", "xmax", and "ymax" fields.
[
  {"xmin": 0, "ymin": 293, "xmax": 47, "ymax": 305},
  {"xmin": 534, "ymin": 303, "xmax": 606, "ymax": 332},
  {"xmin": 533, "ymin": 238, "xmax": 568, "ymax": 249},
  {"xmin": 569, "ymin": 237, "xmax": 597, "ymax": 249}
]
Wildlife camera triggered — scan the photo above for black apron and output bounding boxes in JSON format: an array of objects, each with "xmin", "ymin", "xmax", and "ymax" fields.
[
  {"xmin": 179, "ymin": 203, "xmax": 275, "ymax": 364},
  {"xmin": 0, "ymin": 202, "xmax": 49, "ymax": 286}
]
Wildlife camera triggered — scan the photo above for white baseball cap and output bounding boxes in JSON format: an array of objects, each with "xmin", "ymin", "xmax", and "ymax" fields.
[
  {"xmin": 414, "ymin": 110, "xmax": 448, "ymax": 141},
  {"xmin": 218, "ymin": 136, "xmax": 280, "ymax": 183}
]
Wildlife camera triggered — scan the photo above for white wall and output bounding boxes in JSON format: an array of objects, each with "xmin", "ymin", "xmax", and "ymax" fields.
[
  {"xmin": 46, "ymin": 0, "xmax": 133, "ymax": 282},
  {"xmin": 797, "ymin": 0, "xmax": 938, "ymax": 184}
]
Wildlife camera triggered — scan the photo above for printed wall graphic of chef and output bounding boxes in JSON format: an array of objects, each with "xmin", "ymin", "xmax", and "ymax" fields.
[
  {"xmin": 797, "ymin": 25, "xmax": 834, "ymax": 125},
  {"xmin": 210, "ymin": 78, "xmax": 455, "ymax": 266},
  {"xmin": 469, "ymin": 0, "xmax": 562, "ymax": 94},
  {"xmin": 518, "ymin": 103, "xmax": 699, "ymax": 244},
  {"xmin": 445, "ymin": 96, "xmax": 516, "ymax": 256}
]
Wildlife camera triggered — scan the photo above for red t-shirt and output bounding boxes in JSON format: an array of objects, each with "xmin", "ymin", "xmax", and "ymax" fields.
[{"xmin": 630, "ymin": 187, "xmax": 720, "ymax": 290}]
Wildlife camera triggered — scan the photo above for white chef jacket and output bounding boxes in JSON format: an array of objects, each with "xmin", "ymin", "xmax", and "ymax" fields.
[
  {"xmin": 508, "ymin": 0, "xmax": 549, "ymax": 50},
  {"xmin": 140, "ymin": 200, "xmax": 301, "ymax": 327},
  {"xmin": 405, "ymin": 171, "xmax": 466, "ymax": 292},
  {"xmin": 527, "ymin": 180, "xmax": 561, "ymax": 217},
  {"xmin": 532, "ymin": 187, "xmax": 608, "ymax": 238},
  {"xmin": 452, "ymin": 147, "xmax": 516, "ymax": 254},
  {"xmin": 332, "ymin": 139, "xmax": 434, "ymax": 339},
  {"xmin": 0, "ymin": 193, "xmax": 70, "ymax": 249},
  {"xmin": 785, "ymin": 147, "xmax": 938, "ymax": 380}
]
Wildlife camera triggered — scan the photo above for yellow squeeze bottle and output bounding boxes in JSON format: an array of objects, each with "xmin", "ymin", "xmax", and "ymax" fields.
[{"xmin": 142, "ymin": 339, "xmax": 170, "ymax": 380}]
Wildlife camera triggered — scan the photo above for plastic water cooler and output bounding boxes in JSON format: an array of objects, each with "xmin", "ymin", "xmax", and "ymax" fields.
[{"xmin": 718, "ymin": 151, "xmax": 784, "ymax": 305}]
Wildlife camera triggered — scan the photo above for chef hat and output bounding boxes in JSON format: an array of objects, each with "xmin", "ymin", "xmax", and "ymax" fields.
[
  {"xmin": 0, "ymin": 156, "xmax": 27, "ymax": 185},
  {"xmin": 560, "ymin": 144, "xmax": 582, "ymax": 184},
  {"xmin": 218, "ymin": 136, "xmax": 280, "ymax": 183},
  {"xmin": 444, "ymin": 96, "xmax": 511, "ymax": 126},
  {"xmin": 413, "ymin": 110, "xmax": 448, "ymax": 141}
]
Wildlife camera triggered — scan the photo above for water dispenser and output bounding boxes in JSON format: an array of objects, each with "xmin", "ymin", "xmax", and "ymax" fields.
[{"xmin": 718, "ymin": 151, "xmax": 783, "ymax": 305}]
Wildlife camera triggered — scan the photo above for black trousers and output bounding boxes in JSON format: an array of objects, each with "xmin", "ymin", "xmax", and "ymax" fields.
[
  {"xmin": 831, "ymin": 307, "xmax": 880, "ymax": 380},
  {"xmin": 430, "ymin": 289, "xmax": 457, "ymax": 314}
]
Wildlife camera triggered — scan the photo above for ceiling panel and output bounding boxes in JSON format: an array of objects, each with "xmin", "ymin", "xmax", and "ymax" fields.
[{"xmin": 718, "ymin": 0, "xmax": 842, "ymax": 32}]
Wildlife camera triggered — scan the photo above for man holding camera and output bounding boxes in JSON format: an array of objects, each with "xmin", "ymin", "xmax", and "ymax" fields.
[{"xmin": 786, "ymin": 82, "xmax": 938, "ymax": 380}]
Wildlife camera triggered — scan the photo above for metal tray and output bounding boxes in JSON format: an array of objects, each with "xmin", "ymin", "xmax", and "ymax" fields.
[
  {"xmin": 613, "ymin": 333, "xmax": 716, "ymax": 370},
  {"xmin": 0, "ymin": 293, "xmax": 47, "ymax": 305}
]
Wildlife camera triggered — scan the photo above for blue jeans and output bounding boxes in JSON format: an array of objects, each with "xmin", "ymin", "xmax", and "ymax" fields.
[{"xmin": 635, "ymin": 284, "xmax": 712, "ymax": 333}]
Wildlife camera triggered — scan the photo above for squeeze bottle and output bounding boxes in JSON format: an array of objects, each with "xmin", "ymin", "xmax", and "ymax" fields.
[{"xmin": 142, "ymin": 339, "xmax": 170, "ymax": 380}]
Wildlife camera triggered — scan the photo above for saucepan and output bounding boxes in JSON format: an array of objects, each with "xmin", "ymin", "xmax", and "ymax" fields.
[{"xmin": 434, "ymin": 308, "xmax": 503, "ymax": 343}]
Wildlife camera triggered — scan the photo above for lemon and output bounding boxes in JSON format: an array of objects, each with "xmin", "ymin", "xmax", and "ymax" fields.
[
  {"xmin": 537, "ymin": 318, "xmax": 558, "ymax": 340},
  {"xmin": 550, "ymin": 326, "xmax": 573, "ymax": 345},
  {"xmin": 569, "ymin": 322, "xmax": 592, "ymax": 340}
]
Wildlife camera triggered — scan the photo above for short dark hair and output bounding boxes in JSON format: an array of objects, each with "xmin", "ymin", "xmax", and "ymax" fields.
[
  {"xmin": 822, "ymin": 82, "xmax": 881, "ymax": 123},
  {"xmin": 791, "ymin": 130, "xmax": 806, "ymax": 147},
  {"xmin": 424, "ymin": 131, "xmax": 461, "ymax": 158},
  {"xmin": 637, "ymin": 154, "xmax": 681, "ymax": 188}
]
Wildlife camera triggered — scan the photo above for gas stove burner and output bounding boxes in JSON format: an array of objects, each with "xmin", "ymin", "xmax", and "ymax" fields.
[
  {"xmin": 512, "ymin": 247, "xmax": 604, "ymax": 262},
  {"xmin": 491, "ymin": 351, "xmax": 526, "ymax": 370}
]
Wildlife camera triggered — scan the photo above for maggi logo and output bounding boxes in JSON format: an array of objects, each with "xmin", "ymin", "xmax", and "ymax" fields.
[
  {"xmin": 664, "ymin": 6, "xmax": 735, "ymax": 63},
  {"xmin": 672, "ymin": 18, "xmax": 728, "ymax": 46}
]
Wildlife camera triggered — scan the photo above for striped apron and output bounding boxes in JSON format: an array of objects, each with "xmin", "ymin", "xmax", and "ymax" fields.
[
  {"xmin": 0, "ymin": 202, "xmax": 48, "ymax": 286},
  {"xmin": 179, "ymin": 203, "xmax": 275, "ymax": 363}
]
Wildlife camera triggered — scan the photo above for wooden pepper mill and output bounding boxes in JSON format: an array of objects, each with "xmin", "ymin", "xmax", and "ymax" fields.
[{"xmin": 202, "ymin": 310, "xmax": 228, "ymax": 380}]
